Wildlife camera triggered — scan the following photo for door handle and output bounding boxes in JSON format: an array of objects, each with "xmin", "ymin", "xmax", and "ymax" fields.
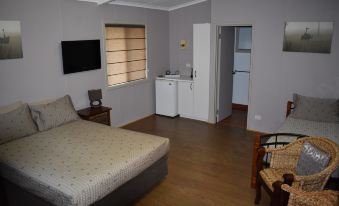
[{"xmin": 233, "ymin": 70, "xmax": 250, "ymax": 74}]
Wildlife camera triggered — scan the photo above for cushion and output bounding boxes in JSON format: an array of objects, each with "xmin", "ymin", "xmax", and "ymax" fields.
[
  {"xmin": 29, "ymin": 95, "xmax": 79, "ymax": 131},
  {"xmin": 0, "ymin": 101, "xmax": 23, "ymax": 114},
  {"xmin": 0, "ymin": 104, "xmax": 38, "ymax": 144},
  {"xmin": 296, "ymin": 141, "xmax": 331, "ymax": 176},
  {"xmin": 29, "ymin": 98, "xmax": 57, "ymax": 106},
  {"xmin": 291, "ymin": 94, "xmax": 339, "ymax": 123}
]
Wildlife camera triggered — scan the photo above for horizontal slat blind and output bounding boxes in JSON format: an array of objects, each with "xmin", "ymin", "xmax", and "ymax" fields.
[
  {"xmin": 106, "ymin": 50, "xmax": 146, "ymax": 63},
  {"xmin": 108, "ymin": 70, "xmax": 146, "ymax": 85},
  {"xmin": 106, "ymin": 39, "xmax": 145, "ymax": 51},
  {"xmin": 105, "ymin": 25, "xmax": 146, "ymax": 86},
  {"xmin": 107, "ymin": 60, "xmax": 146, "ymax": 75}
]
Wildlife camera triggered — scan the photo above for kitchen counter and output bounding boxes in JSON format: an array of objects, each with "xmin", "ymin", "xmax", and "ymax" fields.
[{"xmin": 156, "ymin": 76, "xmax": 193, "ymax": 82}]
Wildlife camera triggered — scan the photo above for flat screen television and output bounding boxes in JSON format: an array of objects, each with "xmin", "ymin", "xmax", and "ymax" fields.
[{"xmin": 61, "ymin": 40, "xmax": 101, "ymax": 74}]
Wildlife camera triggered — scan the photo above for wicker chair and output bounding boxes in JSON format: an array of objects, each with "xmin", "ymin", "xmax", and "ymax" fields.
[
  {"xmin": 281, "ymin": 184, "xmax": 339, "ymax": 206},
  {"xmin": 254, "ymin": 137, "xmax": 339, "ymax": 206}
]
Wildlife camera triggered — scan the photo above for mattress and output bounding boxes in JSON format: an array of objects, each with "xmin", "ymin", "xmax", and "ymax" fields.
[
  {"xmin": 276, "ymin": 117, "xmax": 339, "ymax": 144},
  {"xmin": 267, "ymin": 117, "xmax": 339, "ymax": 177},
  {"xmin": 0, "ymin": 120, "xmax": 169, "ymax": 206}
]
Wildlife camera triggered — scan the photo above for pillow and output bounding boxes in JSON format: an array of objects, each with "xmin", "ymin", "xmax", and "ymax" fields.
[
  {"xmin": 0, "ymin": 104, "xmax": 38, "ymax": 144},
  {"xmin": 29, "ymin": 98, "xmax": 57, "ymax": 106},
  {"xmin": 29, "ymin": 95, "xmax": 79, "ymax": 131},
  {"xmin": 0, "ymin": 101, "xmax": 23, "ymax": 114},
  {"xmin": 290, "ymin": 94, "xmax": 339, "ymax": 122},
  {"xmin": 296, "ymin": 141, "xmax": 331, "ymax": 176}
]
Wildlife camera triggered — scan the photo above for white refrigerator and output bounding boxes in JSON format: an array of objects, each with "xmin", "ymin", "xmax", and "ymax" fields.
[{"xmin": 155, "ymin": 79, "xmax": 178, "ymax": 117}]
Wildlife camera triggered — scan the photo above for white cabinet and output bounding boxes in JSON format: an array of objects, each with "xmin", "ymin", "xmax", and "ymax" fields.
[
  {"xmin": 178, "ymin": 81, "xmax": 194, "ymax": 118},
  {"xmin": 156, "ymin": 79, "xmax": 178, "ymax": 117},
  {"xmin": 193, "ymin": 23, "xmax": 210, "ymax": 122}
]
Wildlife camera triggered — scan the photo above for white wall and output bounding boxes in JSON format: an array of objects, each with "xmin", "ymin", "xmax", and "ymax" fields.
[
  {"xmin": 0, "ymin": 0, "xmax": 169, "ymax": 127},
  {"xmin": 212, "ymin": 0, "xmax": 339, "ymax": 132}
]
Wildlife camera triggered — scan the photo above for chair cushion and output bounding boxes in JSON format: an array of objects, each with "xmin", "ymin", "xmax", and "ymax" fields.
[
  {"xmin": 296, "ymin": 141, "xmax": 331, "ymax": 176},
  {"xmin": 29, "ymin": 95, "xmax": 79, "ymax": 131},
  {"xmin": 0, "ymin": 104, "xmax": 38, "ymax": 144},
  {"xmin": 259, "ymin": 168, "xmax": 297, "ymax": 191},
  {"xmin": 291, "ymin": 94, "xmax": 339, "ymax": 123}
]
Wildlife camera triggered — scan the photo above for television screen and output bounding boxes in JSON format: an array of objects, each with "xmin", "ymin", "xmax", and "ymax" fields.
[{"xmin": 61, "ymin": 40, "xmax": 101, "ymax": 74}]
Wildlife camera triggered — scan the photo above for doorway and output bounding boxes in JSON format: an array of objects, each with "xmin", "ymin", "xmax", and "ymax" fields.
[{"xmin": 216, "ymin": 25, "xmax": 252, "ymax": 123}]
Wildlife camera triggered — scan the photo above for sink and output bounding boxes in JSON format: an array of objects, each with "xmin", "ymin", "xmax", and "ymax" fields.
[{"xmin": 164, "ymin": 74, "xmax": 180, "ymax": 78}]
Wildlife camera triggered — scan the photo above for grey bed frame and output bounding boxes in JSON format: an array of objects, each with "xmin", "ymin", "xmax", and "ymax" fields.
[{"xmin": 0, "ymin": 155, "xmax": 168, "ymax": 206}]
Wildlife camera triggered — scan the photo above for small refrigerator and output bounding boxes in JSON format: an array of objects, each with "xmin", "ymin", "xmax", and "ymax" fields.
[{"xmin": 155, "ymin": 79, "xmax": 178, "ymax": 117}]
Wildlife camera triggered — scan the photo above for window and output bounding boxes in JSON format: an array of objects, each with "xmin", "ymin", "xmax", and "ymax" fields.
[
  {"xmin": 235, "ymin": 27, "xmax": 252, "ymax": 53},
  {"xmin": 105, "ymin": 24, "xmax": 147, "ymax": 86}
]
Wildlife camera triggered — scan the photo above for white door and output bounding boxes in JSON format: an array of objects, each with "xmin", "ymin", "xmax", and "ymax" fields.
[
  {"xmin": 155, "ymin": 79, "xmax": 178, "ymax": 117},
  {"xmin": 216, "ymin": 26, "xmax": 235, "ymax": 122},
  {"xmin": 233, "ymin": 27, "xmax": 251, "ymax": 105},
  {"xmin": 178, "ymin": 81, "xmax": 194, "ymax": 118},
  {"xmin": 193, "ymin": 23, "xmax": 210, "ymax": 122}
]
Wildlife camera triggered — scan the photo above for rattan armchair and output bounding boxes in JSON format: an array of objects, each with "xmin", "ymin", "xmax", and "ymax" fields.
[
  {"xmin": 254, "ymin": 137, "xmax": 339, "ymax": 206},
  {"xmin": 281, "ymin": 184, "xmax": 338, "ymax": 206}
]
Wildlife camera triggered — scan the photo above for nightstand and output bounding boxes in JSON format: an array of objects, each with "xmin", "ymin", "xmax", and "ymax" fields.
[{"xmin": 77, "ymin": 106, "xmax": 112, "ymax": 126}]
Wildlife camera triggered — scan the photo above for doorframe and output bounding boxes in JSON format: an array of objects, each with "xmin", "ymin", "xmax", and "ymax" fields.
[{"xmin": 213, "ymin": 23, "xmax": 254, "ymax": 128}]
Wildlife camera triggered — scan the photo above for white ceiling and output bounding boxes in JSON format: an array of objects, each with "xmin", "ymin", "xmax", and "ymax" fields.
[{"xmin": 78, "ymin": 0, "xmax": 207, "ymax": 11}]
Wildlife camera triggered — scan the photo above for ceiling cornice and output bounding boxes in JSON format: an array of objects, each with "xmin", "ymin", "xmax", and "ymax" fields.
[
  {"xmin": 77, "ymin": 0, "xmax": 208, "ymax": 11},
  {"xmin": 109, "ymin": 1, "xmax": 169, "ymax": 11},
  {"xmin": 168, "ymin": 0, "xmax": 208, "ymax": 11}
]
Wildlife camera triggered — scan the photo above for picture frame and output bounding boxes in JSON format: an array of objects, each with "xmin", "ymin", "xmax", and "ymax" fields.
[
  {"xmin": 0, "ymin": 20, "xmax": 23, "ymax": 59},
  {"xmin": 283, "ymin": 22, "xmax": 334, "ymax": 54}
]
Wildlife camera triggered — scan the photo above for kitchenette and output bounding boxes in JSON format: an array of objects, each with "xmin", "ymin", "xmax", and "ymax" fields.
[
  {"xmin": 156, "ymin": 75, "xmax": 194, "ymax": 118},
  {"xmin": 156, "ymin": 23, "xmax": 211, "ymax": 123}
]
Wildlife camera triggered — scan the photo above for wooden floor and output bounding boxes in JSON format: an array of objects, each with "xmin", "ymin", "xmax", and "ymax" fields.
[{"xmin": 123, "ymin": 110, "xmax": 270, "ymax": 206}]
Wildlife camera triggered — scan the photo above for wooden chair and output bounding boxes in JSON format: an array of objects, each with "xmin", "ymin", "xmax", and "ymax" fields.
[
  {"xmin": 254, "ymin": 137, "xmax": 339, "ymax": 206},
  {"xmin": 281, "ymin": 184, "xmax": 339, "ymax": 206}
]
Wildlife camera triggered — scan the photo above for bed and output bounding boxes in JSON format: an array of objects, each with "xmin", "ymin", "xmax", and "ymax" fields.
[
  {"xmin": 0, "ymin": 96, "xmax": 170, "ymax": 206},
  {"xmin": 250, "ymin": 94, "xmax": 339, "ymax": 188}
]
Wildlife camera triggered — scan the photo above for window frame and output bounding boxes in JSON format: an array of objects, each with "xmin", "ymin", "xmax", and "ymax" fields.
[
  {"xmin": 235, "ymin": 26, "xmax": 252, "ymax": 53},
  {"xmin": 103, "ymin": 23, "xmax": 149, "ymax": 89}
]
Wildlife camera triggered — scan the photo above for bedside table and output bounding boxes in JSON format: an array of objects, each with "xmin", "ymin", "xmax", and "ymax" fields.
[{"xmin": 77, "ymin": 106, "xmax": 112, "ymax": 126}]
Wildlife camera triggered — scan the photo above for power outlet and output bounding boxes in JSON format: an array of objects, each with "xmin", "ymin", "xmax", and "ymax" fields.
[
  {"xmin": 186, "ymin": 63, "xmax": 191, "ymax": 68},
  {"xmin": 254, "ymin": 115, "xmax": 262, "ymax": 121}
]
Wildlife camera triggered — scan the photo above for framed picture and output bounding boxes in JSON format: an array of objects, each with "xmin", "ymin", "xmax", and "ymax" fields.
[
  {"xmin": 0, "ymin": 21, "xmax": 23, "ymax": 59},
  {"xmin": 283, "ymin": 22, "xmax": 334, "ymax": 54}
]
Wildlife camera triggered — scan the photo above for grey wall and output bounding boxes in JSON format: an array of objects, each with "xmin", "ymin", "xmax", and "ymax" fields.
[
  {"xmin": 0, "ymin": 0, "xmax": 169, "ymax": 126},
  {"xmin": 169, "ymin": 0, "xmax": 210, "ymax": 76},
  {"xmin": 211, "ymin": 0, "xmax": 339, "ymax": 132}
]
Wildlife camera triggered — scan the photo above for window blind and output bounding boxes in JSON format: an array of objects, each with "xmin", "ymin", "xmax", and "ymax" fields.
[{"xmin": 105, "ymin": 25, "xmax": 147, "ymax": 86}]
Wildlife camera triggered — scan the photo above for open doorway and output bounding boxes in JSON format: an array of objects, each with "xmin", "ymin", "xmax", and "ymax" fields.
[{"xmin": 215, "ymin": 25, "xmax": 252, "ymax": 125}]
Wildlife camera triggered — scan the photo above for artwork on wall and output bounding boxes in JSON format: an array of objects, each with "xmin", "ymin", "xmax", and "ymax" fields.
[
  {"xmin": 0, "ymin": 21, "xmax": 23, "ymax": 59},
  {"xmin": 283, "ymin": 22, "xmax": 334, "ymax": 54}
]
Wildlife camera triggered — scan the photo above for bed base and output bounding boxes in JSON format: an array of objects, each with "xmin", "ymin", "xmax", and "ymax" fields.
[{"xmin": 1, "ymin": 155, "xmax": 168, "ymax": 206}]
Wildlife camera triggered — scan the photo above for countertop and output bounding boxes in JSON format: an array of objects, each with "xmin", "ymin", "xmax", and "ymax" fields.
[{"xmin": 156, "ymin": 76, "xmax": 193, "ymax": 82}]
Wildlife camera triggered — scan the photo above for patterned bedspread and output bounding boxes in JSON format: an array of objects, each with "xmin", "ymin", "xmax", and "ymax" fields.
[
  {"xmin": 267, "ymin": 117, "xmax": 339, "ymax": 177},
  {"xmin": 0, "ymin": 120, "xmax": 169, "ymax": 206},
  {"xmin": 277, "ymin": 117, "xmax": 339, "ymax": 144}
]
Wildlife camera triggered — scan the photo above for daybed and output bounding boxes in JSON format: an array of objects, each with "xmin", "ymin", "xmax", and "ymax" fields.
[
  {"xmin": 251, "ymin": 94, "xmax": 339, "ymax": 188},
  {"xmin": 0, "ymin": 96, "xmax": 169, "ymax": 206}
]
